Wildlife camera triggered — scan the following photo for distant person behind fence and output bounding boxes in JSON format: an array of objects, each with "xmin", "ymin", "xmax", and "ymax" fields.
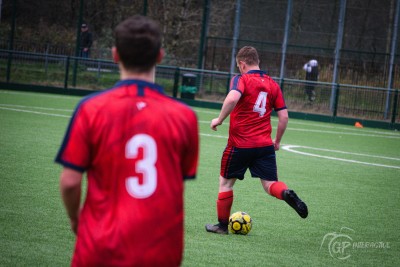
[
  {"xmin": 303, "ymin": 59, "xmax": 318, "ymax": 103},
  {"xmin": 80, "ymin": 23, "xmax": 93, "ymax": 58}
]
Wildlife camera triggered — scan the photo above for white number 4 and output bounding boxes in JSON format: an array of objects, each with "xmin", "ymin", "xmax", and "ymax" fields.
[{"xmin": 253, "ymin": 92, "xmax": 268, "ymax": 117}]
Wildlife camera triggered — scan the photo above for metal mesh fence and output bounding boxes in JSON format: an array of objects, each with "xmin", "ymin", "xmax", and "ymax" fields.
[
  {"xmin": 1, "ymin": 49, "xmax": 399, "ymax": 124},
  {"xmin": 281, "ymin": 80, "xmax": 332, "ymax": 116},
  {"xmin": 2, "ymin": 0, "xmax": 399, "ymax": 88}
]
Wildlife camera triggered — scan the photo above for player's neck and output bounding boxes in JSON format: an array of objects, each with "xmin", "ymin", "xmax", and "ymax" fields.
[
  {"xmin": 241, "ymin": 65, "xmax": 260, "ymax": 74},
  {"xmin": 119, "ymin": 67, "xmax": 156, "ymax": 83},
  {"xmin": 247, "ymin": 65, "xmax": 260, "ymax": 72}
]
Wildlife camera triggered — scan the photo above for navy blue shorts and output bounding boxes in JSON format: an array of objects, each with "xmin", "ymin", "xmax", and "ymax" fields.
[{"xmin": 220, "ymin": 145, "xmax": 278, "ymax": 181}]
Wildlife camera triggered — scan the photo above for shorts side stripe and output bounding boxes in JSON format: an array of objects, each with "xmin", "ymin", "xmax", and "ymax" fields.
[{"xmin": 224, "ymin": 146, "xmax": 235, "ymax": 178}]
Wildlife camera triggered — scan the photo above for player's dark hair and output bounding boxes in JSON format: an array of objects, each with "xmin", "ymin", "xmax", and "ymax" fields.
[
  {"xmin": 114, "ymin": 15, "xmax": 162, "ymax": 72},
  {"xmin": 236, "ymin": 46, "xmax": 260, "ymax": 66}
]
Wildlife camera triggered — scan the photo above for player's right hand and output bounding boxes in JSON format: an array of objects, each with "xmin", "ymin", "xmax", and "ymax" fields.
[
  {"xmin": 210, "ymin": 118, "xmax": 222, "ymax": 131},
  {"xmin": 273, "ymin": 139, "xmax": 280, "ymax": 151}
]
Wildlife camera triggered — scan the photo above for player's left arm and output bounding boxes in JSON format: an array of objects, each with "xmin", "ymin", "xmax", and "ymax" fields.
[
  {"xmin": 60, "ymin": 167, "xmax": 82, "ymax": 235},
  {"xmin": 273, "ymin": 108, "xmax": 288, "ymax": 151},
  {"xmin": 273, "ymin": 82, "xmax": 288, "ymax": 150},
  {"xmin": 182, "ymin": 109, "xmax": 199, "ymax": 179}
]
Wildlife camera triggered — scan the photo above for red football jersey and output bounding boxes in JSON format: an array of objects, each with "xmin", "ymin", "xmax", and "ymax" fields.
[
  {"xmin": 228, "ymin": 70, "xmax": 286, "ymax": 148},
  {"xmin": 55, "ymin": 79, "xmax": 199, "ymax": 267}
]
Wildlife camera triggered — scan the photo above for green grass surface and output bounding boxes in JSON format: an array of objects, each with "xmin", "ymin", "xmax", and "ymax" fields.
[{"xmin": 0, "ymin": 90, "xmax": 399, "ymax": 266}]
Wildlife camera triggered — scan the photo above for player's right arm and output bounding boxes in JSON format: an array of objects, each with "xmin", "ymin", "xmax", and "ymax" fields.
[
  {"xmin": 211, "ymin": 90, "xmax": 242, "ymax": 131},
  {"xmin": 60, "ymin": 167, "xmax": 82, "ymax": 235},
  {"xmin": 56, "ymin": 101, "xmax": 91, "ymax": 234}
]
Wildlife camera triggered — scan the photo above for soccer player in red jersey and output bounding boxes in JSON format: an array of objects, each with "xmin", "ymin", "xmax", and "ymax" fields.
[
  {"xmin": 205, "ymin": 46, "xmax": 308, "ymax": 234},
  {"xmin": 56, "ymin": 15, "xmax": 199, "ymax": 266}
]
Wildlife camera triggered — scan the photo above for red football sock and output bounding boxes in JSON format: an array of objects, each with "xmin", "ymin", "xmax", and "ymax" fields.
[
  {"xmin": 217, "ymin": 191, "xmax": 233, "ymax": 225},
  {"xmin": 268, "ymin": 181, "xmax": 288, "ymax": 200}
]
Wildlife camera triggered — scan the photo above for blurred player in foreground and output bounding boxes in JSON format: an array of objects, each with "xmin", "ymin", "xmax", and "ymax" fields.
[
  {"xmin": 56, "ymin": 15, "xmax": 199, "ymax": 266},
  {"xmin": 206, "ymin": 46, "xmax": 308, "ymax": 235}
]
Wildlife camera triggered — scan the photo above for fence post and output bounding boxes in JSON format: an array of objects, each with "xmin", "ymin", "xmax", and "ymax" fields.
[
  {"xmin": 197, "ymin": 0, "xmax": 210, "ymax": 70},
  {"xmin": 229, "ymin": 0, "xmax": 241, "ymax": 76},
  {"xmin": 197, "ymin": 0, "xmax": 210, "ymax": 95},
  {"xmin": 384, "ymin": 0, "xmax": 400, "ymax": 119},
  {"xmin": 172, "ymin": 67, "xmax": 180, "ymax": 98},
  {"xmin": 226, "ymin": 75, "xmax": 231, "ymax": 94},
  {"xmin": 391, "ymin": 89, "xmax": 399, "ymax": 127},
  {"xmin": 72, "ymin": 0, "xmax": 84, "ymax": 87},
  {"xmin": 332, "ymin": 83, "xmax": 340, "ymax": 119},
  {"xmin": 72, "ymin": 58, "xmax": 78, "ymax": 87},
  {"xmin": 8, "ymin": 0, "xmax": 16, "ymax": 52},
  {"xmin": 6, "ymin": 1, "xmax": 16, "ymax": 82},
  {"xmin": 142, "ymin": 0, "xmax": 148, "ymax": 16},
  {"xmin": 97, "ymin": 61, "xmax": 101, "ymax": 79},
  {"xmin": 45, "ymin": 43, "xmax": 49, "ymax": 75},
  {"xmin": 6, "ymin": 51, "xmax": 12, "ymax": 82},
  {"xmin": 64, "ymin": 57, "xmax": 70, "ymax": 89},
  {"xmin": 279, "ymin": 0, "xmax": 293, "ymax": 88},
  {"xmin": 330, "ymin": 0, "xmax": 347, "ymax": 111}
]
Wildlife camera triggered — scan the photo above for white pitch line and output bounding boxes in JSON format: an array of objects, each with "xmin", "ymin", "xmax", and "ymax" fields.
[
  {"xmin": 197, "ymin": 120, "xmax": 400, "ymax": 139},
  {"xmin": 0, "ymin": 104, "xmax": 72, "ymax": 112},
  {"xmin": 200, "ymin": 133, "xmax": 227, "ymax": 139},
  {"xmin": 0, "ymin": 90, "xmax": 80, "ymax": 100},
  {"xmin": 1, "ymin": 103, "xmax": 399, "ymax": 140},
  {"xmin": 281, "ymin": 145, "xmax": 400, "ymax": 169},
  {"xmin": 2, "ymin": 90, "xmax": 399, "ymax": 137},
  {"xmin": 1, "ymin": 103, "xmax": 398, "ymax": 169},
  {"xmin": 0, "ymin": 107, "xmax": 71, "ymax": 118},
  {"xmin": 287, "ymin": 145, "xmax": 400, "ymax": 161},
  {"xmin": 194, "ymin": 108, "xmax": 400, "ymax": 137},
  {"xmin": 288, "ymin": 128, "xmax": 400, "ymax": 139},
  {"xmin": 193, "ymin": 108, "xmax": 219, "ymax": 115},
  {"xmin": 285, "ymin": 120, "xmax": 399, "ymax": 136},
  {"xmin": 2, "ymin": 98, "xmax": 400, "ymax": 136}
]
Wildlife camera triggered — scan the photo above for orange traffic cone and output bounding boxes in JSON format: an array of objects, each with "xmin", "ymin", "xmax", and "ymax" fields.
[{"xmin": 355, "ymin": 122, "xmax": 363, "ymax": 128}]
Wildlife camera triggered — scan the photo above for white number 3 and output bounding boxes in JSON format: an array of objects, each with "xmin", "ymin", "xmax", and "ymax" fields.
[
  {"xmin": 125, "ymin": 134, "xmax": 157, "ymax": 199},
  {"xmin": 253, "ymin": 91, "xmax": 268, "ymax": 117}
]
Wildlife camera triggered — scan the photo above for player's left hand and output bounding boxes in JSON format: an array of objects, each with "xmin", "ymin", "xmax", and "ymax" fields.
[{"xmin": 70, "ymin": 218, "xmax": 79, "ymax": 235}]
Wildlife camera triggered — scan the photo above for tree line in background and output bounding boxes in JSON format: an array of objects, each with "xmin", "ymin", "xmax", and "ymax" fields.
[{"xmin": 0, "ymin": 0, "xmax": 398, "ymax": 81}]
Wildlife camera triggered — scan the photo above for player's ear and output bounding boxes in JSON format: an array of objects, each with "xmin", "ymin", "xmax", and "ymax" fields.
[
  {"xmin": 156, "ymin": 48, "xmax": 165, "ymax": 64},
  {"xmin": 237, "ymin": 60, "xmax": 245, "ymax": 73},
  {"xmin": 112, "ymin": 46, "xmax": 119, "ymax": 63}
]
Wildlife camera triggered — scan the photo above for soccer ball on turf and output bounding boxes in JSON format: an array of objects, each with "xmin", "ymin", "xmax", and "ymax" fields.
[{"xmin": 228, "ymin": 211, "xmax": 252, "ymax": 235}]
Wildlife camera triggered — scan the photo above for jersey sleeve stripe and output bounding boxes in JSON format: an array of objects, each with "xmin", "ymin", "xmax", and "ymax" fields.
[
  {"xmin": 184, "ymin": 175, "xmax": 196, "ymax": 180},
  {"xmin": 54, "ymin": 104, "xmax": 82, "ymax": 166},
  {"xmin": 274, "ymin": 106, "xmax": 287, "ymax": 111},
  {"xmin": 54, "ymin": 95, "xmax": 93, "ymax": 170},
  {"xmin": 231, "ymin": 88, "xmax": 243, "ymax": 94},
  {"xmin": 55, "ymin": 159, "xmax": 86, "ymax": 173},
  {"xmin": 230, "ymin": 75, "xmax": 242, "ymax": 90}
]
